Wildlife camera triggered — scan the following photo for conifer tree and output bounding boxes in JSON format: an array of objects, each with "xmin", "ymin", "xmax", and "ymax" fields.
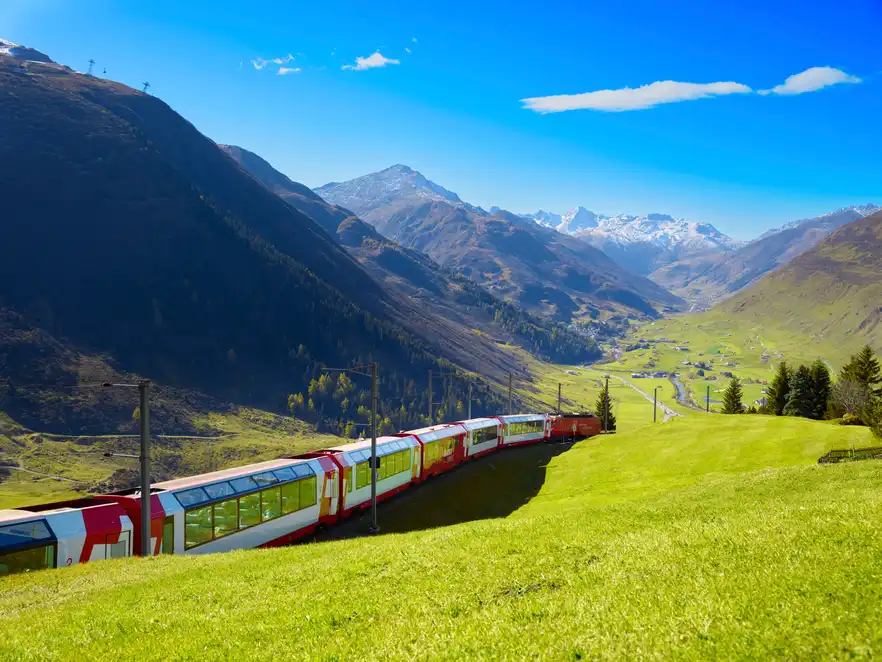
[
  {"xmin": 784, "ymin": 365, "xmax": 814, "ymax": 418},
  {"xmin": 721, "ymin": 377, "xmax": 745, "ymax": 414},
  {"xmin": 808, "ymin": 360, "xmax": 832, "ymax": 420},
  {"xmin": 765, "ymin": 361, "xmax": 792, "ymax": 416},
  {"xmin": 594, "ymin": 387, "xmax": 617, "ymax": 431},
  {"xmin": 841, "ymin": 345, "xmax": 881, "ymax": 396}
]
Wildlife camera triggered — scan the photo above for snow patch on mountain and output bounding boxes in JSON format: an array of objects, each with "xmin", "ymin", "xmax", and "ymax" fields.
[
  {"xmin": 523, "ymin": 207, "xmax": 738, "ymax": 253},
  {"xmin": 0, "ymin": 38, "xmax": 54, "ymax": 63},
  {"xmin": 315, "ymin": 164, "xmax": 466, "ymax": 212}
]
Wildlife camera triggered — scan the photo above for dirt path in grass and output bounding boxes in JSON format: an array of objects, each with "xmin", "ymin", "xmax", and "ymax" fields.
[{"xmin": 611, "ymin": 375, "xmax": 681, "ymax": 422}]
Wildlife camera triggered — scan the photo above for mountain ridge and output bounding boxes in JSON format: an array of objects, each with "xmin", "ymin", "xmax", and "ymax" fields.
[{"xmin": 315, "ymin": 166, "xmax": 684, "ymax": 322}]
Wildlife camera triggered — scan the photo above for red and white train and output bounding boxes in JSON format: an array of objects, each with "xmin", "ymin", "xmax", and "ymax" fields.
[{"xmin": 0, "ymin": 412, "xmax": 600, "ymax": 575}]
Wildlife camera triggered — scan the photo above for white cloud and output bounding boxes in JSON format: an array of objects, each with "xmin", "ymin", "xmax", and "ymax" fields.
[
  {"xmin": 759, "ymin": 66, "xmax": 861, "ymax": 96},
  {"xmin": 342, "ymin": 51, "xmax": 400, "ymax": 71},
  {"xmin": 522, "ymin": 80, "xmax": 753, "ymax": 113},
  {"xmin": 278, "ymin": 67, "xmax": 301, "ymax": 75},
  {"xmin": 412, "ymin": 37, "xmax": 418, "ymax": 43},
  {"xmin": 405, "ymin": 47, "xmax": 411, "ymax": 54},
  {"xmin": 251, "ymin": 53, "xmax": 294, "ymax": 71}
]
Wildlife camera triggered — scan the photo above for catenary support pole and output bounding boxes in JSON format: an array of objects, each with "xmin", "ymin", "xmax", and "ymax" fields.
[
  {"xmin": 369, "ymin": 362, "xmax": 379, "ymax": 534},
  {"xmin": 508, "ymin": 373, "xmax": 513, "ymax": 415},
  {"xmin": 603, "ymin": 375, "xmax": 609, "ymax": 432},
  {"xmin": 706, "ymin": 385, "xmax": 710, "ymax": 413},
  {"xmin": 467, "ymin": 381, "xmax": 472, "ymax": 420},
  {"xmin": 557, "ymin": 382, "xmax": 562, "ymax": 414},
  {"xmin": 427, "ymin": 370, "xmax": 433, "ymax": 423},
  {"xmin": 139, "ymin": 380, "xmax": 151, "ymax": 557}
]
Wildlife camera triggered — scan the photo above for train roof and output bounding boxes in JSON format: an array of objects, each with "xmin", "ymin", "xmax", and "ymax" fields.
[
  {"xmin": 324, "ymin": 435, "xmax": 418, "ymax": 454},
  {"xmin": 498, "ymin": 413, "xmax": 547, "ymax": 423},
  {"xmin": 456, "ymin": 417, "xmax": 501, "ymax": 431},
  {"xmin": 152, "ymin": 456, "xmax": 316, "ymax": 492},
  {"xmin": 0, "ymin": 497, "xmax": 124, "ymax": 522},
  {"xmin": 404, "ymin": 423, "xmax": 467, "ymax": 442}
]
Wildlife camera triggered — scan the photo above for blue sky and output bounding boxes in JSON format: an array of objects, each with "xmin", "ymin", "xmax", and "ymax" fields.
[{"xmin": 4, "ymin": 0, "xmax": 881, "ymax": 238}]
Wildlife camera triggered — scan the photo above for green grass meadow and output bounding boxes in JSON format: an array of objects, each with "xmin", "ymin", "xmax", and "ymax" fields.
[{"xmin": 2, "ymin": 414, "xmax": 880, "ymax": 660}]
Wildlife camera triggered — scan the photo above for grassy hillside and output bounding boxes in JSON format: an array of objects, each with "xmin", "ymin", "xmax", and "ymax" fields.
[
  {"xmin": 719, "ymin": 210, "xmax": 882, "ymax": 364},
  {"xmin": 3, "ymin": 416, "xmax": 879, "ymax": 660}
]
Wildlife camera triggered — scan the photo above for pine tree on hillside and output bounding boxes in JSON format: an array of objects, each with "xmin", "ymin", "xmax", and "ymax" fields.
[
  {"xmin": 808, "ymin": 360, "xmax": 833, "ymax": 420},
  {"xmin": 721, "ymin": 377, "xmax": 745, "ymax": 414},
  {"xmin": 784, "ymin": 365, "xmax": 814, "ymax": 418},
  {"xmin": 765, "ymin": 361, "xmax": 792, "ymax": 416},
  {"xmin": 594, "ymin": 387, "xmax": 617, "ymax": 431},
  {"xmin": 841, "ymin": 345, "xmax": 882, "ymax": 396}
]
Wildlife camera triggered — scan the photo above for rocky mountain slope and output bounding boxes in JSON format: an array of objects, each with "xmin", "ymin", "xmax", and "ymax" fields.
[
  {"xmin": 523, "ymin": 207, "xmax": 738, "ymax": 276},
  {"xmin": 718, "ymin": 209, "xmax": 882, "ymax": 361},
  {"xmin": 221, "ymin": 145, "xmax": 600, "ymax": 366},
  {"xmin": 316, "ymin": 167, "xmax": 683, "ymax": 322},
  {"xmin": 653, "ymin": 204, "xmax": 880, "ymax": 306}
]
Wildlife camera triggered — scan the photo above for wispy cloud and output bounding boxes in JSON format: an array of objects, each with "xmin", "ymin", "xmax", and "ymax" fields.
[
  {"xmin": 759, "ymin": 66, "xmax": 861, "ymax": 96},
  {"xmin": 523, "ymin": 66, "xmax": 864, "ymax": 113},
  {"xmin": 412, "ymin": 37, "xmax": 418, "ymax": 43},
  {"xmin": 278, "ymin": 66, "xmax": 301, "ymax": 75},
  {"xmin": 405, "ymin": 47, "xmax": 412, "ymax": 54},
  {"xmin": 522, "ymin": 80, "xmax": 752, "ymax": 113},
  {"xmin": 251, "ymin": 53, "xmax": 294, "ymax": 71},
  {"xmin": 342, "ymin": 51, "xmax": 400, "ymax": 71}
]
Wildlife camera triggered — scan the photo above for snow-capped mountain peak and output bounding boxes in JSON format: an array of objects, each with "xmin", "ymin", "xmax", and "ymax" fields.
[
  {"xmin": 0, "ymin": 38, "xmax": 54, "ymax": 63},
  {"xmin": 559, "ymin": 206, "xmax": 601, "ymax": 233},
  {"xmin": 315, "ymin": 164, "xmax": 464, "ymax": 212},
  {"xmin": 755, "ymin": 203, "xmax": 880, "ymax": 241}
]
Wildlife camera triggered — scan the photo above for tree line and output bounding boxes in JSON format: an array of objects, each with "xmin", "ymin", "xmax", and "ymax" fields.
[{"xmin": 720, "ymin": 345, "xmax": 882, "ymax": 436}]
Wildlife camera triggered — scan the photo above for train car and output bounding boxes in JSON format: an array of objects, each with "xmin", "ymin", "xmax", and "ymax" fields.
[
  {"xmin": 499, "ymin": 414, "xmax": 551, "ymax": 446},
  {"xmin": 549, "ymin": 413, "xmax": 602, "ymax": 441},
  {"xmin": 112, "ymin": 457, "xmax": 340, "ymax": 556},
  {"xmin": 0, "ymin": 498, "xmax": 133, "ymax": 576},
  {"xmin": 312, "ymin": 435, "xmax": 421, "ymax": 518},
  {"xmin": 400, "ymin": 423, "xmax": 468, "ymax": 479},
  {"xmin": 457, "ymin": 417, "xmax": 503, "ymax": 459}
]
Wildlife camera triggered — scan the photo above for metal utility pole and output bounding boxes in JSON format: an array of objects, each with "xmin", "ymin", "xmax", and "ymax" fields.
[
  {"xmin": 557, "ymin": 383, "xmax": 562, "ymax": 414},
  {"xmin": 427, "ymin": 369, "xmax": 433, "ymax": 422},
  {"xmin": 706, "ymin": 385, "xmax": 710, "ymax": 413},
  {"xmin": 87, "ymin": 58, "xmax": 95, "ymax": 75},
  {"xmin": 602, "ymin": 375, "xmax": 609, "ymax": 432},
  {"xmin": 102, "ymin": 380, "xmax": 151, "ymax": 557},
  {"xmin": 653, "ymin": 386, "xmax": 659, "ymax": 423},
  {"xmin": 467, "ymin": 381, "xmax": 473, "ymax": 419},
  {"xmin": 369, "ymin": 362, "xmax": 379, "ymax": 534},
  {"xmin": 138, "ymin": 381, "xmax": 151, "ymax": 556},
  {"xmin": 508, "ymin": 373, "xmax": 513, "ymax": 415}
]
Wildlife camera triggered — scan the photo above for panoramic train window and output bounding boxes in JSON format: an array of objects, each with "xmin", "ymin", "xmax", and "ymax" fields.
[
  {"xmin": 239, "ymin": 493, "xmax": 261, "ymax": 529},
  {"xmin": 261, "ymin": 487, "xmax": 282, "ymax": 522},
  {"xmin": 281, "ymin": 481, "xmax": 301, "ymax": 514},
  {"xmin": 162, "ymin": 517, "xmax": 174, "ymax": 554},
  {"xmin": 204, "ymin": 482, "xmax": 236, "ymax": 500},
  {"xmin": 300, "ymin": 476, "xmax": 317, "ymax": 508},
  {"xmin": 213, "ymin": 499, "xmax": 238, "ymax": 538},
  {"xmin": 184, "ymin": 506, "xmax": 213, "ymax": 549},
  {"xmin": 473, "ymin": 426, "xmax": 497, "ymax": 445},
  {"xmin": 0, "ymin": 544, "xmax": 56, "ymax": 575},
  {"xmin": 355, "ymin": 450, "xmax": 410, "ymax": 489},
  {"xmin": 507, "ymin": 421, "xmax": 544, "ymax": 436}
]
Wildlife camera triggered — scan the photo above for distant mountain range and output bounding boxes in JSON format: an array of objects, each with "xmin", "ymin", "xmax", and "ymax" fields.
[
  {"xmin": 719, "ymin": 209, "xmax": 882, "ymax": 361},
  {"xmin": 652, "ymin": 204, "xmax": 880, "ymax": 306},
  {"xmin": 521, "ymin": 207, "xmax": 739, "ymax": 276},
  {"xmin": 316, "ymin": 166, "xmax": 683, "ymax": 322}
]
